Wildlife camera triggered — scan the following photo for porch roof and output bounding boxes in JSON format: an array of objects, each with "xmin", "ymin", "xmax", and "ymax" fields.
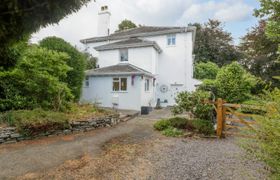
[{"xmin": 85, "ymin": 63, "xmax": 154, "ymax": 77}]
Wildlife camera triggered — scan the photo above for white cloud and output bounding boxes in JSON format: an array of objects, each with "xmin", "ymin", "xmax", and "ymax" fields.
[
  {"xmin": 177, "ymin": 0, "xmax": 253, "ymax": 24},
  {"xmin": 31, "ymin": 0, "xmax": 254, "ymax": 48}
]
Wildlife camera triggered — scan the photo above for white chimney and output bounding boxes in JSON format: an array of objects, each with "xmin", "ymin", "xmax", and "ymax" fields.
[{"xmin": 97, "ymin": 6, "xmax": 111, "ymax": 37}]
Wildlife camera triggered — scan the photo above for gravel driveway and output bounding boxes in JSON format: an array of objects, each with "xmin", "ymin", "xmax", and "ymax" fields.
[{"xmin": 0, "ymin": 108, "xmax": 268, "ymax": 179}]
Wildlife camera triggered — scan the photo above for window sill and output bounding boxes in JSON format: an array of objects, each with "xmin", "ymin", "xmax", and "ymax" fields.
[
  {"xmin": 111, "ymin": 91, "xmax": 128, "ymax": 93},
  {"xmin": 166, "ymin": 45, "xmax": 176, "ymax": 47}
]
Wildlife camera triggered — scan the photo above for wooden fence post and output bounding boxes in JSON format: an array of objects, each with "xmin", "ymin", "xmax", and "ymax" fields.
[{"xmin": 216, "ymin": 98, "xmax": 224, "ymax": 138}]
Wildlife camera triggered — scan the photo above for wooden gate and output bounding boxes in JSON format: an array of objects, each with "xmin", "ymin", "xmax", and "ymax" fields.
[{"xmin": 209, "ymin": 98, "xmax": 263, "ymax": 138}]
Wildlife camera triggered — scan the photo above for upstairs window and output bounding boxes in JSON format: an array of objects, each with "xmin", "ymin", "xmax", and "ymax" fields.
[
  {"xmin": 145, "ymin": 79, "xmax": 150, "ymax": 91},
  {"xmin": 113, "ymin": 77, "xmax": 127, "ymax": 91},
  {"xmin": 119, "ymin": 49, "xmax": 128, "ymax": 62},
  {"xmin": 167, "ymin": 34, "xmax": 176, "ymax": 46}
]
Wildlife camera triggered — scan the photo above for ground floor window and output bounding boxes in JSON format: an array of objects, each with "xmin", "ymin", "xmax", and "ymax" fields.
[
  {"xmin": 145, "ymin": 79, "xmax": 150, "ymax": 91},
  {"xmin": 85, "ymin": 76, "xmax": 89, "ymax": 87},
  {"xmin": 113, "ymin": 77, "xmax": 127, "ymax": 91}
]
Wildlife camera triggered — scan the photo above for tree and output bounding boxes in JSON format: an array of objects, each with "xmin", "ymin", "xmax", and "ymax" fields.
[
  {"xmin": 117, "ymin": 19, "xmax": 137, "ymax": 31},
  {"xmin": 0, "ymin": 39, "xmax": 28, "ymax": 70},
  {"xmin": 191, "ymin": 20, "xmax": 241, "ymax": 67},
  {"xmin": 0, "ymin": 46, "xmax": 73, "ymax": 111},
  {"xmin": 239, "ymin": 20, "xmax": 280, "ymax": 87},
  {"xmin": 194, "ymin": 62, "xmax": 219, "ymax": 80},
  {"xmin": 254, "ymin": 0, "xmax": 280, "ymax": 81},
  {"xmin": 83, "ymin": 52, "xmax": 97, "ymax": 70},
  {"xmin": 0, "ymin": 0, "xmax": 90, "ymax": 69},
  {"xmin": 215, "ymin": 62, "xmax": 257, "ymax": 103},
  {"xmin": 255, "ymin": 0, "xmax": 280, "ymax": 43},
  {"xmin": 40, "ymin": 37, "xmax": 86, "ymax": 101}
]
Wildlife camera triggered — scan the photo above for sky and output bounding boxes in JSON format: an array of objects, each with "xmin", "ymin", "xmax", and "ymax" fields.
[{"xmin": 31, "ymin": 0, "xmax": 260, "ymax": 49}]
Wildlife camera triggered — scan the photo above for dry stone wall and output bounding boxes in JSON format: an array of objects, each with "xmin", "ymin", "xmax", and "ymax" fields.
[{"xmin": 0, "ymin": 114, "xmax": 120, "ymax": 144}]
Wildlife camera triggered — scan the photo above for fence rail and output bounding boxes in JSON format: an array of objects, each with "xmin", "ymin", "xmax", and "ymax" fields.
[{"xmin": 208, "ymin": 98, "xmax": 262, "ymax": 138}]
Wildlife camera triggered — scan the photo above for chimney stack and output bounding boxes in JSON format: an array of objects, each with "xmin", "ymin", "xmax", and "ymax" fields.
[{"xmin": 97, "ymin": 6, "xmax": 111, "ymax": 37}]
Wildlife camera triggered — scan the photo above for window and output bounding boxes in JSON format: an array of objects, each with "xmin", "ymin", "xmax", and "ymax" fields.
[
  {"xmin": 120, "ymin": 78, "xmax": 127, "ymax": 91},
  {"xmin": 145, "ymin": 79, "xmax": 150, "ymax": 91},
  {"xmin": 85, "ymin": 76, "xmax": 89, "ymax": 87},
  {"xmin": 167, "ymin": 34, "xmax": 176, "ymax": 46},
  {"xmin": 112, "ymin": 77, "xmax": 127, "ymax": 91},
  {"xmin": 119, "ymin": 49, "xmax": 128, "ymax": 62},
  {"xmin": 113, "ymin": 78, "xmax": 119, "ymax": 91}
]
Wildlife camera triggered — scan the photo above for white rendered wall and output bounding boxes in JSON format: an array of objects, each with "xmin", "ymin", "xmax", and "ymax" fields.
[
  {"xmin": 140, "ymin": 77, "xmax": 156, "ymax": 107},
  {"xmin": 143, "ymin": 32, "xmax": 196, "ymax": 106},
  {"xmin": 81, "ymin": 75, "xmax": 143, "ymax": 111},
  {"xmin": 98, "ymin": 47, "xmax": 158, "ymax": 74}
]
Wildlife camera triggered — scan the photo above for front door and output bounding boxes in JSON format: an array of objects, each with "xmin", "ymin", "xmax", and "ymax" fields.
[{"xmin": 170, "ymin": 84, "xmax": 184, "ymax": 105}]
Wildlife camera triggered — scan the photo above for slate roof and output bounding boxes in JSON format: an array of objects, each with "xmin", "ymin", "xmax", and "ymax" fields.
[
  {"xmin": 85, "ymin": 63, "xmax": 154, "ymax": 77},
  {"xmin": 94, "ymin": 38, "xmax": 162, "ymax": 53},
  {"xmin": 80, "ymin": 26, "xmax": 196, "ymax": 43}
]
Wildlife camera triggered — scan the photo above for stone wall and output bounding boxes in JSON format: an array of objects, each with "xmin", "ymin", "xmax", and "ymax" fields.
[{"xmin": 0, "ymin": 114, "xmax": 120, "ymax": 144}]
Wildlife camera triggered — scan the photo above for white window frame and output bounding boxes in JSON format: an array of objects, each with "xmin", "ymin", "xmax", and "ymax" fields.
[
  {"xmin": 112, "ymin": 77, "xmax": 127, "ymax": 92},
  {"xmin": 167, "ymin": 34, "xmax": 176, "ymax": 46},
  {"xmin": 145, "ymin": 79, "xmax": 150, "ymax": 91},
  {"xmin": 119, "ymin": 49, "xmax": 128, "ymax": 62}
]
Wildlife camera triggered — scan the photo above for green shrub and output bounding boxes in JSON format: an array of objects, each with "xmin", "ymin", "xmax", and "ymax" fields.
[
  {"xmin": 172, "ymin": 90, "xmax": 214, "ymax": 120},
  {"xmin": 1, "ymin": 109, "xmax": 69, "ymax": 136},
  {"xmin": 40, "ymin": 37, "xmax": 86, "ymax": 101},
  {"xmin": 215, "ymin": 62, "xmax": 257, "ymax": 103},
  {"xmin": 0, "ymin": 46, "xmax": 73, "ymax": 111},
  {"xmin": 161, "ymin": 127, "xmax": 183, "ymax": 137},
  {"xmin": 194, "ymin": 62, "xmax": 219, "ymax": 80},
  {"xmin": 242, "ymin": 88, "xmax": 280, "ymax": 179},
  {"xmin": 240, "ymin": 99, "xmax": 267, "ymax": 115},
  {"xmin": 192, "ymin": 119, "xmax": 215, "ymax": 135},
  {"xmin": 153, "ymin": 119, "xmax": 171, "ymax": 131},
  {"xmin": 168, "ymin": 117, "xmax": 189, "ymax": 129}
]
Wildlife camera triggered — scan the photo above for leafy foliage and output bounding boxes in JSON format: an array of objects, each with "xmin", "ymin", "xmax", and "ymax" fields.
[
  {"xmin": 168, "ymin": 117, "xmax": 189, "ymax": 129},
  {"xmin": 255, "ymin": 0, "xmax": 280, "ymax": 44},
  {"xmin": 172, "ymin": 90, "xmax": 214, "ymax": 120},
  {"xmin": 0, "ymin": 38, "xmax": 28, "ymax": 70},
  {"xmin": 153, "ymin": 117, "xmax": 215, "ymax": 136},
  {"xmin": 0, "ymin": 46, "xmax": 73, "ymax": 111},
  {"xmin": 0, "ymin": 0, "xmax": 90, "ymax": 69},
  {"xmin": 192, "ymin": 119, "xmax": 215, "ymax": 135},
  {"xmin": 161, "ymin": 127, "xmax": 183, "ymax": 137},
  {"xmin": 40, "ymin": 37, "xmax": 86, "ymax": 101},
  {"xmin": 153, "ymin": 119, "xmax": 171, "ymax": 131},
  {"xmin": 215, "ymin": 62, "xmax": 257, "ymax": 103},
  {"xmin": 83, "ymin": 52, "xmax": 97, "ymax": 70},
  {"xmin": 194, "ymin": 62, "xmax": 219, "ymax": 80},
  {"xmin": 239, "ymin": 20, "xmax": 280, "ymax": 88},
  {"xmin": 191, "ymin": 20, "xmax": 241, "ymax": 67},
  {"xmin": 242, "ymin": 88, "xmax": 280, "ymax": 179},
  {"xmin": 117, "ymin": 19, "xmax": 137, "ymax": 31}
]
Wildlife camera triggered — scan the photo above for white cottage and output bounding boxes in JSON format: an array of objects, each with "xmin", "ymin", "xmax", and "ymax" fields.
[{"xmin": 80, "ymin": 6, "xmax": 200, "ymax": 111}]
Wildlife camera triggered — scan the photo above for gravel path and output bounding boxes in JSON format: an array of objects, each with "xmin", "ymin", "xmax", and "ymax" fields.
[
  {"xmin": 0, "ymin": 108, "xmax": 269, "ymax": 179},
  {"xmin": 145, "ymin": 138, "xmax": 268, "ymax": 180}
]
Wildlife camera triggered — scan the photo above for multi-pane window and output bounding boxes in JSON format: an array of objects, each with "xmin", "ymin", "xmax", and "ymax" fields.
[
  {"xmin": 120, "ymin": 49, "xmax": 128, "ymax": 62},
  {"xmin": 167, "ymin": 34, "xmax": 176, "ymax": 46},
  {"xmin": 112, "ymin": 78, "xmax": 127, "ymax": 91},
  {"xmin": 85, "ymin": 76, "xmax": 89, "ymax": 87},
  {"xmin": 145, "ymin": 79, "xmax": 150, "ymax": 91}
]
